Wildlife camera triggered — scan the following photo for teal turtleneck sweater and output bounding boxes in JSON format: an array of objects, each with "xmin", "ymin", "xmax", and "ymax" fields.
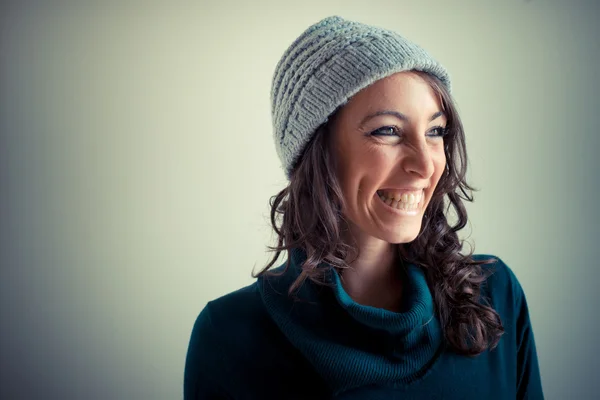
[{"xmin": 184, "ymin": 249, "xmax": 544, "ymax": 399}]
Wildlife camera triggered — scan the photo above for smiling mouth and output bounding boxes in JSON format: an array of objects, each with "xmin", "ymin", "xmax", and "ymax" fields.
[{"xmin": 376, "ymin": 189, "xmax": 424, "ymax": 212}]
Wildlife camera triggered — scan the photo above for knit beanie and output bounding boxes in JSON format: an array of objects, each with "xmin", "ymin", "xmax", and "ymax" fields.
[{"xmin": 270, "ymin": 15, "xmax": 452, "ymax": 179}]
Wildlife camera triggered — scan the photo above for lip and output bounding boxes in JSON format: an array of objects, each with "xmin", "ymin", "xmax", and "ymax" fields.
[{"xmin": 378, "ymin": 187, "xmax": 426, "ymax": 192}]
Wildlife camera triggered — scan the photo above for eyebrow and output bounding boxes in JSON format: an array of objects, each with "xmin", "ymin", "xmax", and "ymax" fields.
[{"xmin": 359, "ymin": 110, "xmax": 446, "ymax": 127}]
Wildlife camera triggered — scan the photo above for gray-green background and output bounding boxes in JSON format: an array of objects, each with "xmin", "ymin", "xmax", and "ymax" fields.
[{"xmin": 1, "ymin": 1, "xmax": 598, "ymax": 398}]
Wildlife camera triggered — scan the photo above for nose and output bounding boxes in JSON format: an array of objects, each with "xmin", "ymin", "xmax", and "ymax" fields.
[{"xmin": 402, "ymin": 139, "xmax": 436, "ymax": 179}]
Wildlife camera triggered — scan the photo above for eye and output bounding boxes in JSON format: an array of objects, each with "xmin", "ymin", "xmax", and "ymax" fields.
[
  {"xmin": 428, "ymin": 126, "xmax": 449, "ymax": 138},
  {"xmin": 370, "ymin": 125, "xmax": 449, "ymax": 138},
  {"xmin": 370, "ymin": 126, "xmax": 400, "ymax": 136}
]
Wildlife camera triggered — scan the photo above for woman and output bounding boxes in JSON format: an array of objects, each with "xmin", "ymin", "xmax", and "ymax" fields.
[{"xmin": 184, "ymin": 15, "xmax": 544, "ymax": 399}]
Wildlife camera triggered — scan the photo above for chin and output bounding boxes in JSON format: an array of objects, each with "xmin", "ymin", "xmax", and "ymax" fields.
[
  {"xmin": 388, "ymin": 233, "xmax": 420, "ymax": 244},
  {"xmin": 378, "ymin": 228, "xmax": 421, "ymax": 244}
]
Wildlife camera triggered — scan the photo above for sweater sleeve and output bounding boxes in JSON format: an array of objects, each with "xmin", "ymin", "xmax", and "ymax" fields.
[
  {"xmin": 184, "ymin": 304, "xmax": 233, "ymax": 400},
  {"xmin": 508, "ymin": 267, "xmax": 544, "ymax": 400}
]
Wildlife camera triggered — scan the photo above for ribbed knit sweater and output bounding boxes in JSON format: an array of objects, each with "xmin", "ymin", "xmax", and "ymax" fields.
[{"xmin": 184, "ymin": 249, "xmax": 544, "ymax": 399}]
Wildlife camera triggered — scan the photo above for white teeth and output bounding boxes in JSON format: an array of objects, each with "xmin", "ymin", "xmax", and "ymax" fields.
[
  {"xmin": 377, "ymin": 189, "xmax": 423, "ymax": 211},
  {"xmin": 378, "ymin": 190, "xmax": 423, "ymax": 205}
]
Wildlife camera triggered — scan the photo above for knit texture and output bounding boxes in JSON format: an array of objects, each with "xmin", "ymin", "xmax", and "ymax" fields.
[
  {"xmin": 258, "ymin": 248, "xmax": 443, "ymax": 395},
  {"xmin": 183, "ymin": 252, "xmax": 545, "ymax": 399},
  {"xmin": 270, "ymin": 15, "xmax": 452, "ymax": 178}
]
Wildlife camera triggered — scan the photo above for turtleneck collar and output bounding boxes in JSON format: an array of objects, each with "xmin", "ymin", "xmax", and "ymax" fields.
[{"xmin": 257, "ymin": 248, "xmax": 444, "ymax": 395}]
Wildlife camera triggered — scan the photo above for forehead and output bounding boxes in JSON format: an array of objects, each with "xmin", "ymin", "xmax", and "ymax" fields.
[{"xmin": 341, "ymin": 71, "xmax": 443, "ymax": 119}]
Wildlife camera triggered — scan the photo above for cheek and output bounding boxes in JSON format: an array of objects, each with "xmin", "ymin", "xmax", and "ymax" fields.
[
  {"xmin": 344, "ymin": 147, "xmax": 392, "ymax": 187},
  {"xmin": 337, "ymin": 139, "xmax": 381, "ymax": 173},
  {"xmin": 336, "ymin": 146, "xmax": 391, "ymax": 205},
  {"xmin": 432, "ymin": 150, "xmax": 447, "ymax": 181}
]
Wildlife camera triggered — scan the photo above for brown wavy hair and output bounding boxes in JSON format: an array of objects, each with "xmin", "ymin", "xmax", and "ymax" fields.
[{"xmin": 253, "ymin": 71, "xmax": 504, "ymax": 356}]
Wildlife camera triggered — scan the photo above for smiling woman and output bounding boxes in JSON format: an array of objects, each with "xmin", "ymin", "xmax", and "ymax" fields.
[
  {"xmin": 184, "ymin": 15, "xmax": 544, "ymax": 399},
  {"xmin": 330, "ymin": 72, "xmax": 448, "ymax": 245}
]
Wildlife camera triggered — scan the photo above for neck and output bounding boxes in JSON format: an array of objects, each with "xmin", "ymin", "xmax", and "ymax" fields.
[
  {"xmin": 340, "ymin": 223, "xmax": 404, "ymax": 312},
  {"xmin": 259, "ymin": 246, "xmax": 443, "ymax": 395}
]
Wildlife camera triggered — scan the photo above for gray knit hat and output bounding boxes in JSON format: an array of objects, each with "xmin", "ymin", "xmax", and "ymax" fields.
[{"xmin": 271, "ymin": 15, "xmax": 452, "ymax": 179}]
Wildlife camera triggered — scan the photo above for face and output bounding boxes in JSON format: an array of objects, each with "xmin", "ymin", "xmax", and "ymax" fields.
[{"xmin": 329, "ymin": 71, "xmax": 448, "ymax": 244}]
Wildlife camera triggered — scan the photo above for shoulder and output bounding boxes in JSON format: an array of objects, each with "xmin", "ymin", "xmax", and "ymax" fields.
[
  {"xmin": 471, "ymin": 253, "xmax": 530, "ymax": 332},
  {"xmin": 205, "ymin": 282, "xmax": 263, "ymax": 318},
  {"xmin": 204, "ymin": 282, "xmax": 282, "ymax": 341},
  {"xmin": 188, "ymin": 282, "xmax": 271, "ymax": 351},
  {"xmin": 471, "ymin": 253, "xmax": 525, "ymax": 302},
  {"xmin": 184, "ymin": 283, "xmax": 272, "ymax": 397},
  {"xmin": 185, "ymin": 279, "xmax": 305, "ymax": 367},
  {"xmin": 185, "ymin": 283, "xmax": 263, "ymax": 357},
  {"xmin": 472, "ymin": 255, "xmax": 544, "ymax": 397},
  {"xmin": 470, "ymin": 254, "xmax": 529, "ymax": 320},
  {"xmin": 184, "ymin": 281, "xmax": 326, "ymax": 398}
]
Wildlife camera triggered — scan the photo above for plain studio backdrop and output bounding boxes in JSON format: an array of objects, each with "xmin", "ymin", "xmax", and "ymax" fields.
[{"xmin": 1, "ymin": 0, "xmax": 598, "ymax": 399}]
